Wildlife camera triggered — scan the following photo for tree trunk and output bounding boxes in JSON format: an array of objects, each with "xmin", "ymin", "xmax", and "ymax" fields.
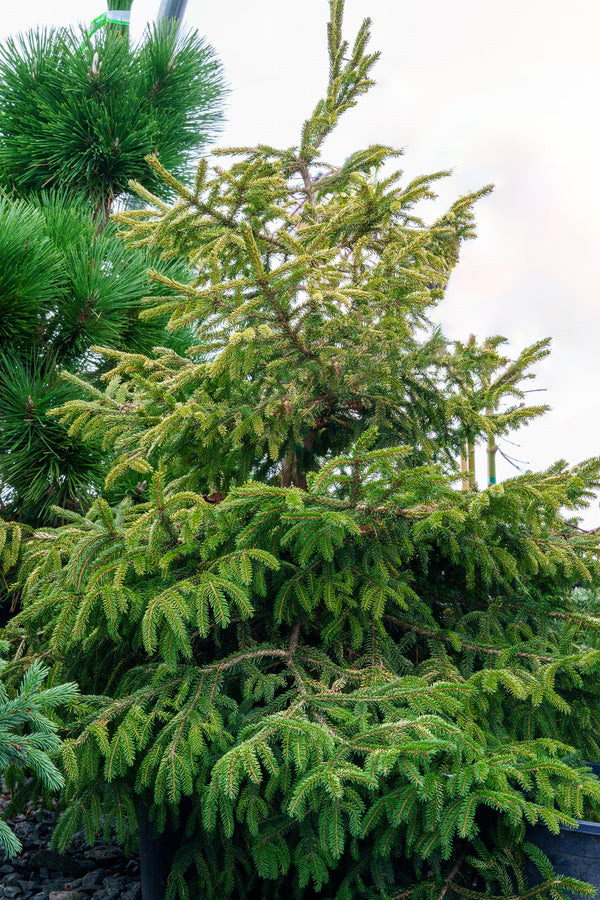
[
  {"xmin": 487, "ymin": 437, "xmax": 497, "ymax": 485},
  {"xmin": 106, "ymin": 0, "xmax": 134, "ymax": 42},
  {"xmin": 157, "ymin": 0, "xmax": 189, "ymax": 23},
  {"xmin": 468, "ymin": 440, "xmax": 476, "ymax": 490},
  {"xmin": 460, "ymin": 442, "xmax": 469, "ymax": 491},
  {"xmin": 280, "ymin": 432, "xmax": 315, "ymax": 490}
]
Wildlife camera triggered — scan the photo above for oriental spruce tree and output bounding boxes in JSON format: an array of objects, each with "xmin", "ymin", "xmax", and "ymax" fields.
[{"xmin": 7, "ymin": 2, "xmax": 600, "ymax": 899}]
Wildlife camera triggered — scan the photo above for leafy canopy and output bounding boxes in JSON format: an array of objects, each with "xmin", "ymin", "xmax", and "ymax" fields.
[{"xmin": 0, "ymin": 193, "xmax": 193, "ymax": 526}]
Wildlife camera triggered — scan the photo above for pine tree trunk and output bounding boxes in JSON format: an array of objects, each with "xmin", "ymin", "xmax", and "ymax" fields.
[
  {"xmin": 487, "ymin": 438, "xmax": 497, "ymax": 485},
  {"xmin": 157, "ymin": 0, "xmax": 189, "ymax": 22},
  {"xmin": 136, "ymin": 797, "xmax": 186, "ymax": 900},
  {"xmin": 106, "ymin": 0, "xmax": 134, "ymax": 41},
  {"xmin": 93, "ymin": 0, "xmax": 135, "ymax": 228}
]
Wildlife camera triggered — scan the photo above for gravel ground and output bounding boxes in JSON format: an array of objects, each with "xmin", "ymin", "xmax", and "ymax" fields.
[{"xmin": 0, "ymin": 800, "xmax": 141, "ymax": 900}]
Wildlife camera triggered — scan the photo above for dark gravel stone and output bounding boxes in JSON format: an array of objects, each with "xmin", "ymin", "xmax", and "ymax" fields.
[
  {"xmin": 0, "ymin": 797, "xmax": 142, "ymax": 900},
  {"xmin": 29, "ymin": 855, "xmax": 83, "ymax": 878},
  {"xmin": 48, "ymin": 892, "xmax": 82, "ymax": 900},
  {"xmin": 82, "ymin": 850, "xmax": 123, "ymax": 867},
  {"xmin": 3, "ymin": 887, "xmax": 22, "ymax": 898},
  {"xmin": 36, "ymin": 883, "xmax": 67, "ymax": 895},
  {"xmin": 100, "ymin": 879, "xmax": 125, "ymax": 892},
  {"xmin": 120, "ymin": 888, "xmax": 141, "ymax": 900}
]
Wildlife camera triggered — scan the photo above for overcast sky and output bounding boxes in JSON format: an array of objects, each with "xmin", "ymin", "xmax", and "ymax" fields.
[{"xmin": 3, "ymin": 1, "xmax": 600, "ymax": 522}]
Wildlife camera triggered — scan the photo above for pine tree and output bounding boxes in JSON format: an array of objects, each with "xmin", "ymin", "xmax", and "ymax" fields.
[
  {"xmin": 6, "ymin": 2, "xmax": 600, "ymax": 899},
  {"xmin": 0, "ymin": 11, "xmax": 225, "ymax": 222},
  {"xmin": 0, "ymin": 11, "xmax": 226, "ymax": 535},
  {"xmin": 0, "ymin": 193, "xmax": 195, "ymax": 528}
]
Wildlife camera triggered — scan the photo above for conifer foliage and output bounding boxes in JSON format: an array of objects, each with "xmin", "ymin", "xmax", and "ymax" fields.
[
  {"xmin": 0, "ymin": 648, "xmax": 77, "ymax": 857},
  {"xmin": 0, "ymin": 12, "xmax": 226, "ymax": 530},
  {"xmin": 0, "ymin": 195, "xmax": 191, "ymax": 527},
  {"xmin": 8, "ymin": 3, "xmax": 600, "ymax": 899},
  {"xmin": 0, "ymin": 19, "xmax": 225, "ymax": 219}
]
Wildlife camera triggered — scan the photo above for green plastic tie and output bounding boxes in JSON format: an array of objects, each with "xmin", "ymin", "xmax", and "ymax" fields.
[{"xmin": 88, "ymin": 10, "xmax": 131, "ymax": 35}]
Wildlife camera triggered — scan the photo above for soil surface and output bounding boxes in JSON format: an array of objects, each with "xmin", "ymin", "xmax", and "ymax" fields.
[{"xmin": 0, "ymin": 800, "xmax": 141, "ymax": 900}]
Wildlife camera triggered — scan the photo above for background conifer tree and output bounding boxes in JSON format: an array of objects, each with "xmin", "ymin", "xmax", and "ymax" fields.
[
  {"xmin": 5, "ymin": 2, "xmax": 600, "ymax": 900},
  {"xmin": 0, "ymin": 10, "xmax": 226, "ymax": 536},
  {"xmin": 0, "ymin": 642, "xmax": 78, "ymax": 857},
  {"xmin": 0, "ymin": 9, "xmax": 224, "ymax": 221}
]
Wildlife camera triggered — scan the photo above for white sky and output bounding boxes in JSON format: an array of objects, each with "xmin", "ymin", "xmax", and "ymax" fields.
[{"xmin": 3, "ymin": 1, "xmax": 600, "ymax": 523}]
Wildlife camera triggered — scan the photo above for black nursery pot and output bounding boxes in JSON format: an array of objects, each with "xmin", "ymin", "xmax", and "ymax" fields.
[
  {"xmin": 136, "ymin": 797, "xmax": 188, "ymax": 900},
  {"xmin": 527, "ymin": 763, "xmax": 600, "ymax": 898},
  {"xmin": 528, "ymin": 820, "xmax": 600, "ymax": 897}
]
